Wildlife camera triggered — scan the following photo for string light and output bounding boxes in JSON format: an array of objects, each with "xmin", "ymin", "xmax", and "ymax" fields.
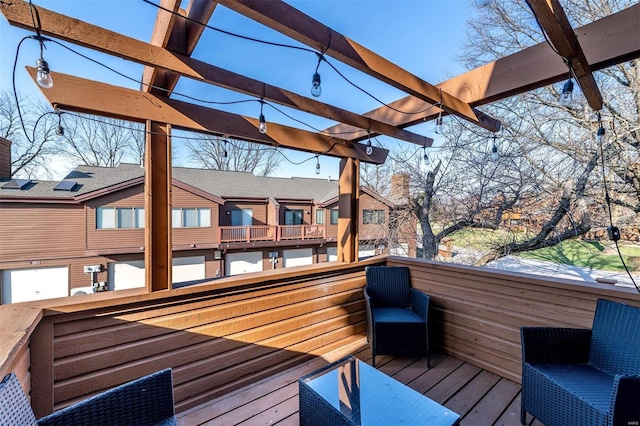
[
  {"xmin": 365, "ymin": 138, "xmax": 373, "ymax": 156},
  {"xmin": 36, "ymin": 57, "xmax": 53, "ymax": 89},
  {"xmin": 258, "ymin": 100, "xmax": 267, "ymax": 134},
  {"xmin": 423, "ymin": 149, "xmax": 430, "ymax": 165},
  {"xmin": 490, "ymin": 135, "xmax": 499, "ymax": 161},
  {"xmin": 223, "ymin": 139, "xmax": 228, "ymax": 158},
  {"xmin": 559, "ymin": 79, "xmax": 574, "ymax": 106},
  {"xmin": 311, "ymin": 72, "xmax": 322, "ymax": 98},
  {"xmin": 315, "ymin": 156, "xmax": 321, "ymax": 175},
  {"xmin": 55, "ymin": 111, "xmax": 64, "ymax": 142},
  {"xmin": 596, "ymin": 112, "xmax": 605, "ymax": 144}
]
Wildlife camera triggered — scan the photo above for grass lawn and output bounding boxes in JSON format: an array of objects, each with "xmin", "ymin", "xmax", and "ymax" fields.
[
  {"xmin": 516, "ymin": 240, "xmax": 637, "ymax": 272},
  {"xmin": 447, "ymin": 228, "xmax": 639, "ymax": 272}
]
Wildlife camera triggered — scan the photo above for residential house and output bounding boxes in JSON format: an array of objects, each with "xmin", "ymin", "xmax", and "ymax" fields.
[{"xmin": 0, "ymin": 141, "xmax": 414, "ymax": 303}]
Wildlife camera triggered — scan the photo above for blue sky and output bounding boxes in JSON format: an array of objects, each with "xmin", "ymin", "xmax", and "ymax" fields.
[{"xmin": 0, "ymin": 0, "xmax": 487, "ymax": 179}]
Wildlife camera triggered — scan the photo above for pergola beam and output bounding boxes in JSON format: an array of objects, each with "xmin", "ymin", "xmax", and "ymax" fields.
[
  {"xmin": 324, "ymin": 4, "xmax": 639, "ymax": 138},
  {"xmin": 525, "ymin": 0, "xmax": 603, "ymax": 110},
  {"xmin": 216, "ymin": 0, "xmax": 501, "ymax": 133},
  {"xmin": 0, "ymin": 0, "xmax": 428, "ymax": 146},
  {"xmin": 27, "ymin": 68, "xmax": 388, "ymax": 165},
  {"xmin": 142, "ymin": 0, "xmax": 218, "ymax": 96}
]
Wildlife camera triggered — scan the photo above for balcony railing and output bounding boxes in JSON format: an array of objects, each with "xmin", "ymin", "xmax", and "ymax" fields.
[
  {"xmin": 2, "ymin": 256, "xmax": 638, "ymax": 419},
  {"xmin": 219, "ymin": 225, "xmax": 325, "ymax": 243},
  {"xmin": 279, "ymin": 225, "xmax": 325, "ymax": 240},
  {"xmin": 218, "ymin": 225, "xmax": 276, "ymax": 243}
]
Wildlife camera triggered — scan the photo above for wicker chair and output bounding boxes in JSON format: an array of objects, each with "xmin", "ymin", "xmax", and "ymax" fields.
[
  {"xmin": 520, "ymin": 299, "xmax": 640, "ymax": 426},
  {"xmin": 1, "ymin": 368, "xmax": 176, "ymax": 426},
  {"xmin": 364, "ymin": 266, "xmax": 430, "ymax": 368}
]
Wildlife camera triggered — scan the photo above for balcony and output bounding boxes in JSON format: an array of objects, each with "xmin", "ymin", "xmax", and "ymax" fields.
[
  {"xmin": 219, "ymin": 225, "xmax": 326, "ymax": 244},
  {"xmin": 2, "ymin": 256, "xmax": 639, "ymax": 424}
]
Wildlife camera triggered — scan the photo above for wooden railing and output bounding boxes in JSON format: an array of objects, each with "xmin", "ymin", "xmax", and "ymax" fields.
[
  {"xmin": 2, "ymin": 255, "xmax": 639, "ymax": 418},
  {"xmin": 218, "ymin": 225, "xmax": 326, "ymax": 243},
  {"xmin": 218, "ymin": 225, "xmax": 276, "ymax": 243},
  {"xmin": 0, "ymin": 259, "xmax": 380, "ymax": 418},
  {"xmin": 387, "ymin": 257, "xmax": 640, "ymax": 383},
  {"xmin": 279, "ymin": 225, "xmax": 325, "ymax": 240}
]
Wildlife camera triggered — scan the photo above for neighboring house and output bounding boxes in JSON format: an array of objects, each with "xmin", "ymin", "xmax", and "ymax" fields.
[{"xmin": 0, "ymin": 145, "xmax": 414, "ymax": 303}]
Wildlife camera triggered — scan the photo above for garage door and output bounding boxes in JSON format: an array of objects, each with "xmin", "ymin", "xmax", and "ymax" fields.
[
  {"xmin": 108, "ymin": 256, "xmax": 206, "ymax": 290},
  {"xmin": 283, "ymin": 248, "xmax": 313, "ymax": 268},
  {"xmin": 225, "ymin": 252, "xmax": 263, "ymax": 276},
  {"xmin": 358, "ymin": 244, "xmax": 376, "ymax": 258},
  {"xmin": 2, "ymin": 266, "xmax": 68, "ymax": 304},
  {"xmin": 327, "ymin": 247, "xmax": 338, "ymax": 262}
]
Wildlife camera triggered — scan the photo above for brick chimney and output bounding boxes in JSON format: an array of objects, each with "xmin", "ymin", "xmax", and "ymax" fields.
[
  {"xmin": 0, "ymin": 137, "xmax": 11, "ymax": 180},
  {"xmin": 391, "ymin": 173, "xmax": 410, "ymax": 200}
]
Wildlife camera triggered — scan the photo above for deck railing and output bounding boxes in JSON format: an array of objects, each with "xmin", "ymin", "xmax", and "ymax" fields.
[
  {"xmin": 218, "ymin": 225, "xmax": 325, "ymax": 243},
  {"xmin": 1, "ymin": 256, "xmax": 638, "ymax": 418},
  {"xmin": 218, "ymin": 225, "xmax": 276, "ymax": 243}
]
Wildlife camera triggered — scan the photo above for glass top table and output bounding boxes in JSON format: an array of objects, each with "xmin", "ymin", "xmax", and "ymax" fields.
[{"xmin": 299, "ymin": 356, "xmax": 460, "ymax": 426}]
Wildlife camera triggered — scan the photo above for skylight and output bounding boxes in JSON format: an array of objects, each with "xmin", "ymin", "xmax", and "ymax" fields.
[
  {"xmin": 53, "ymin": 180, "xmax": 78, "ymax": 191},
  {"xmin": 1, "ymin": 179, "xmax": 31, "ymax": 190}
]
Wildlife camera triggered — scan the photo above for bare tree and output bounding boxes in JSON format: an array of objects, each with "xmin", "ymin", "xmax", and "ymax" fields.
[
  {"xmin": 185, "ymin": 134, "xmax": 280, "ymax": 176},
  {"xmin": 59, "ymin": 113, "xmax": 142, "ymax": 167},
  {"xmin": 420, "ymin": 0, "xmax": 640, "ymax": 266},
  {"xmin": 0, "ymin": 90, "xmax": 59, "ymax": 179}
]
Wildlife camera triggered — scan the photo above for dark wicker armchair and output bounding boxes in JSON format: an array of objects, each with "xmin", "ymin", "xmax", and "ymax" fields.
[
  {"xmin": 521, "ymin": 299, "xmax": 640, "ymax": 426},
  {"xmin": 1, "ymin": 368, "xmax": 176, "ymax": 426},
  {"xmin": 364, "ymin": 266, "xmax": 430, "ymax": 368}
]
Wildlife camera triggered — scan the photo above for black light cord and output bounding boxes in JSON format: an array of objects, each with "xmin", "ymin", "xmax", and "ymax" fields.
[
  {"xmin": 596, "ymin": 117, "xmax": 639, "ymax": 293},
  {"xmin": 140, "ymin": 0, "xmax": 316, "ymax": 55},
  {"xmin": 140, "ymin": 0, "xmax": 446, "ymax": 116}
]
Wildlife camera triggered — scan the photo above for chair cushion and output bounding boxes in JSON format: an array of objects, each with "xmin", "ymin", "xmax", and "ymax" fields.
[{"xmin": 372, "ymin": 308, "xmax": 424, "ymax": 324}]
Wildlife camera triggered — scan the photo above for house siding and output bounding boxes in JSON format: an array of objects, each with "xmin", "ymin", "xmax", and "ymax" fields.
[
  {"xmin": 220, "ymin": 202, "xmax": 268, "ymax": 226},
  {"xmin": 0, "ymin": 203, "xmax": 86, "ymax": 260}
]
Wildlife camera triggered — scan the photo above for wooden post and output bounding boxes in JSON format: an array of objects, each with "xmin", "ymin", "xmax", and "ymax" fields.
[
  {"xmin": 30, "ymin": 319, "xmax": 54, "ymax": 418},
  {"xmin": 144, "ymin": 121, "xmax": 172, "ymax": 292},
  {"xmin": 337, "ymin": 158, "xmax": 359, "ymax": 263}
]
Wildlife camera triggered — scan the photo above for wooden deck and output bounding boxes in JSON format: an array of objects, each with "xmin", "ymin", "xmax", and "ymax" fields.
[{"xmin": 177, "ymin": 343, "xmax": 542, "ymax": 426}]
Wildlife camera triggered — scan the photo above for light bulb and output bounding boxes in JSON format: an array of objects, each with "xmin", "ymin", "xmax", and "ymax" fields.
[
  {"xmin": 435, "ymin": 116, "xmax": 443, "ymax": 134},
  {"xmin": 311, "ymin": 72, "xmax": 322, "ymax": 97},
  {"xmin": 258, "ymin": 113, "xmax": 267, "ymax": 134},
  {"xmin": 559, "ymin": 79, "xmax": 574, "ymax": 106},
  {"xmin": 365, "ymin": 140, "xmax": 373, "ymax": 156},
  {"xmin": 315, "ymin": 157, "xmax": 321, "ymax": 175},
  {"xmin": 36, "ymin": 58, "xmax": 53, "ymax": 89},
  {"xmin": 596, "ymin": 126, "xmax": 605, "ymax": 144},
  {"xmin": 423, "ymin": 151, "xmax": 430, "ymax": 165},
  {"xmin": 491, "ymin": 145, "xmax": 499, "ymax": 161},
  {"xmin": 55, "ymin": 125, "xmax": 64, "ymax": 143}
]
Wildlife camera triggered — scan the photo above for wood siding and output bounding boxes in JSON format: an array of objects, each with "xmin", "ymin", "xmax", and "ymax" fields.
[
  {"xmin": 359, "ymin": 194, "xmax": 390, "ymax": 241},
  {"xmin": 28, "ymin": 261, "xmax": 375, "ymax": 416},
  {"xmin": 86, "ymin": 185, "xmax": 220, "ymax": 251},
  {"xmin": 220, "ymin": 202, "xmax": 268, "ymax": 226},
  {"xmin": 387, "ymin": 257, "xmax": 640, "ymax": 383},
  {"xmin": 0, "ymin": 203, "xmax": 86, "ymax": 260}
]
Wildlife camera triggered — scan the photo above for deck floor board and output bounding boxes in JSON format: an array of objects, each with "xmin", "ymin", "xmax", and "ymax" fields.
[{"xmin": 177, "ymin": 343, "xmax": 531, "ymax": 426}]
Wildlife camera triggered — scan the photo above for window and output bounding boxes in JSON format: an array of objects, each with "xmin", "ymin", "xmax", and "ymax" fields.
[
  {"xmin": 284, "ymin": 209, "xmax": 303, "ymax": 225},
  {"xmin": 330, "ymin": 209, "xmax": 339, "ymax": 225},
  {"xmin": 363, "ymin": 209, "xmax": 385, "ymax": 224},
  {"xmin": 172, "ymin": 208, "xmax": 211, "ymax": 228},
  {"xmin": 315, "ymin": 209, "xmax": 324, "ymax": 224},
  {"xmin": 96, "ymin": 207, "xmax": 144, "ymax": 229},
  {"xmin": 231, "ymin": 208, "xmax": 253, "ymax": 226}
]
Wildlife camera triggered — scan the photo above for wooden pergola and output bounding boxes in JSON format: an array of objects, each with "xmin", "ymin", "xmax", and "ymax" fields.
[{"xmin": 1, "ymin": 0, "xmax": 638, "ymax": 292}]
